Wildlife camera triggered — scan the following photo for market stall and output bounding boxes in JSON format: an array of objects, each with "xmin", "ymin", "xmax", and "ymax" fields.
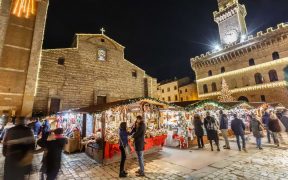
[{"xmin": 75, "ymin": 97, "xmax": 169, "ymax": 164}]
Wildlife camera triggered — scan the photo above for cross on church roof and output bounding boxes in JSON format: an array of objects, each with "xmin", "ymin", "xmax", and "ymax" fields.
[{"xmin": 100, "ymin": 27, "xmax": 105, "ymax": 35}]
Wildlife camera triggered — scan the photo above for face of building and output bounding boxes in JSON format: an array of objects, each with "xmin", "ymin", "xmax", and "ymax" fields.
[
  {"xmin": 0, "ymin": 0, "xmax": 49, "ymax": 116},
  {"xmin": 157, "ymin": 81, "xmax": 179, "ymax": 102},
  {"xmin": 191, "ymin": 0, "xmax": 288, "ymax": 106},
  {"xmin": 33, "ymin": 34, "xmax": 157, "ymax": 115}
]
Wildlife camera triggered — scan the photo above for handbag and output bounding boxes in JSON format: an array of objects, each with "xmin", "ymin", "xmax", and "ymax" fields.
[
  {"xmin": 120, "ymin": 138, "xmax": 131, "ymax": 157},
  {"xmin": 259, "ymin": 130, "xmax": 265, "ymax": 138}
]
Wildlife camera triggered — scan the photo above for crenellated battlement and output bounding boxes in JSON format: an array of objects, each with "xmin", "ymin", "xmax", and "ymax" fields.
[{"xmin": 191, "ymin": 22, "xmax": 288, "ymax": 68}]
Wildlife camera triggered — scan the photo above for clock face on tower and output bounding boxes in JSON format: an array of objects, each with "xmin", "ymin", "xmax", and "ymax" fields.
[{"xmin": 224, "ymin": 28, "xmax": 238, "ymax": 44}]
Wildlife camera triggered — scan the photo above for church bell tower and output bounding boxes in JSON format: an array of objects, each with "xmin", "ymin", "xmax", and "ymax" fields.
[{"xmin": 214, "ymin": 0, "xmax": 247, "ymax": 45}]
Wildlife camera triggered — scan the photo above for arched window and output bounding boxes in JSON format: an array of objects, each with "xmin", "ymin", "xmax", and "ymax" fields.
[
  {"xmin": 249, "ymin": 58, "xmax": 255, "ymax": 66},
  {"xmin": 221, "ymin": 67, "xmax": 225, "ymax": 73},
  {"xmin": 203, "ymin": 84, "xmax": 208, "ymax": 94},
  {"xmin": 272, "ymin": 52, "xmax": 280, "ymax": 60},
  {"xmin": 255, "ymin": 73, "xmax": 264, "ymax": 84},
  {"xmin": 269, "ymin": 70, "xmax": 278, "ymax": 82},
  {"xmin": 211, "ymin": 82, "xmax": 217, "ymax": 92},
  {"xmin": 238, "ymin": 96, "xmax": 249, "ymax": 102},
  {"xmin": 208, "ymin": 70, "xmax": 212, "ymax": 76}
]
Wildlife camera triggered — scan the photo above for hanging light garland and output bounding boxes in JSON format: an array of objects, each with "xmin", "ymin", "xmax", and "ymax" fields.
[{"xmin": 11, "ymin": 0, "xmax": 36, "ymax": 18}]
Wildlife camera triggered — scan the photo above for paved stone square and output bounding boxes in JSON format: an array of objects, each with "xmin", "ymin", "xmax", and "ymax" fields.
[{"xmin": 0, "ymin": 140, "xmax": 288, "ymax": 180}]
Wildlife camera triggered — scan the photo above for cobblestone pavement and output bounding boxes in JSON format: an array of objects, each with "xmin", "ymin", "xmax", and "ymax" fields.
[{"xmin": 0, "ymin": 141, "xmax": 288, "ymax": 179}]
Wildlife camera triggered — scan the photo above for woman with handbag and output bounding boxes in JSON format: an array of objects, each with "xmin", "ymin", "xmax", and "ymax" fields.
[
  {"xmin": 250, "ymin": 113, "xmax": 265, "ymax": 150},
  {"xmin": 119, "ymin": 122, "xmax": 129, "ymax": 178}
]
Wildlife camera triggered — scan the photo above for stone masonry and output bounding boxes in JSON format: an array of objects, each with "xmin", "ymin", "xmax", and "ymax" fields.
[{"xmin": 33, "ymin": 34, "xmax": 157, "ymax": 114}]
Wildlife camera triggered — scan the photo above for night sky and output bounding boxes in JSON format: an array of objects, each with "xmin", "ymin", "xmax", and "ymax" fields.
[{"xmin": 43, "ymin": 0, "xmax": 288, "ymax": 81}]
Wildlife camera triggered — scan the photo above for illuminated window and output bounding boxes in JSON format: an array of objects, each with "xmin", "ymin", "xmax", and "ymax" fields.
[
  {"xmin": 272, "ymin": 52, "xmax": 280, "ymax": 60},
  {"xmin": 269, "ymin": 70, "xmax": 278, "ymax": 82},
  {"xmin": 255, "ymin": 73, "xmax": 264, "ymax": 84},
  {"xmin": 208, "ymin": 70, "xmax": 213, "ymax": 76},
  {"xmin": 249, "ymin": 59, "xmax": 255, "ymax": 66},
  {"xmin": 221, "ymin": 67, "xmax": 225, "ymax": 73},
  {"xmin": 58, "ymin": 57, "xmax": 65, "ymax": 65},
  {"xmin": 203, "ymin": 84, "xmax": 208, "ymax": 94},
  {"xmin": 212, "ymin": 82, "xmax": 217, "ymax": 92}
]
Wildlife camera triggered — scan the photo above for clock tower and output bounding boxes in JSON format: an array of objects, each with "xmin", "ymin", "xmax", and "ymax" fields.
[{"xmin": 214, "ymin": 0, "xmax": 247, "ymax": 45}]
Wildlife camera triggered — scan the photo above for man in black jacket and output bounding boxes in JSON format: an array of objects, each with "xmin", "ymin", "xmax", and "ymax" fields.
[
  {"xmin": 3, "ymin": 117, "xmax": 35, "ymax": 180},
  {"xmin": 132, "ymin": 116, "xmax": 146, "ymax": 177},
  {"xmin": 231, "ymin": 114, "xmax": 247, "ymax": 152}
]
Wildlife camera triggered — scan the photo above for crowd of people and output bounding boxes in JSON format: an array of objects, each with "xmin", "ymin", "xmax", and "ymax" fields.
[
  {"xmin": 192, "ymin": 108, "xmax": 288, "ymax": 152},
  {"xmin": 1, "ymin": 117, "xmax": 67, "ymax": 180}
]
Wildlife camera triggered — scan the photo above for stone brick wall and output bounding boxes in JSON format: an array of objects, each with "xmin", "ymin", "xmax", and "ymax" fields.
[
  {"xmin": 33, "ymin": 34, "xmax": 157, "ymax": 114},
  {"xmin": 0, "ymin": 0, "xmax": 49, "ymax": 116}
]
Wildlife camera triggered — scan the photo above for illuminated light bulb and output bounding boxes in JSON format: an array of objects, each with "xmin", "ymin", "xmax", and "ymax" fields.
[{"xmin": 11, "ymin": 0, "xmax": 36, "ymax": 18}]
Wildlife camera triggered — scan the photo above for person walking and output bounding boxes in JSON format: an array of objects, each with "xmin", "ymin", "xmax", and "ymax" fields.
[
  {"xmin": 40, "ymin": 119, "xmax": 50, "ymax": 141},
  {"xmin": 204, "ymin": 112, "xmax": 220, "ymax": 151},
  {"xmin": 219, "ymin": 110, "xmax": 230, "ymax": 149},
  {"xmin": 0, "ymin": 118, "xmax": 14, "ymax": 142},
  {"xmin": 262, "ymin": 111, "xmax": 273, "ymax": 143},
  {"xmin": 119, "ymin": 122, "xmax": 129, "ymax": 178},
  {"xmin": 250, "ymin": 113, "xmax": 265, "ymax": 150},
  {"xmin": 231, "ymin": 114, "xmax": 246, "ymax": 152},
  {"xmin": 193, "ymin": 114, "xmax": 205, "ymax": 149},
  {"xmin": 2, "ymin": 117, "xmax": 35, "ymax": 180},
  {"xmin": 268, "ymin": 113, "xmax": 282, "ymax": 147},
  {"xmin": 132, "ymin": 116, "xmax": 146, "ymax": 177}
]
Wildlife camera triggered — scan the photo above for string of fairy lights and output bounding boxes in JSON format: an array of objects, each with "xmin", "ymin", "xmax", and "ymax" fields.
[{"xmin": 11, "ymin": 0, "xmax": 36, "ymax": 18}]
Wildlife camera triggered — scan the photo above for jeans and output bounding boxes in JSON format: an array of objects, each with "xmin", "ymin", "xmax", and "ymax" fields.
[
  {"xmin": 256, "ymin": 137, "xmax": 262, "ymax": 148},
  {"xmin": 266, "ymin": 128, "xmax": 276, "ymax": 143},
  {"xmin": 136, "ymin": 151, "xmax": 144, "ymax": 174},
  {"xmin": 235, "ymin": 134, "xmax": 246, "ymax": 150},
  {"xmin": 221, "ymin": 129, "xmax": 230, "ymax": 148},
  {"xmin": 197, "ymin": 136, "xmax": 204, "ymax": 148},
  {"xmin": 119, "ymin": 145, "xmax": 126, "ymax": 173}
]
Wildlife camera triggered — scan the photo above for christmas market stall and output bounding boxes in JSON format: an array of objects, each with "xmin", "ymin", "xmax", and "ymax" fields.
[{"xmin": 75, "ymin": 97, "xmax": 169, "ymax": 164}]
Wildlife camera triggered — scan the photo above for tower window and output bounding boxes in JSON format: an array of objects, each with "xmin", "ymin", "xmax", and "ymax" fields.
[
  {"xmin": 168, "ymin": 96, "xmax": 171, "ymax": 101},
  {"xmin": 269, "ymin": 70, "xmax": 278, "ymax": 82},
  {"xmin": 255, "ymin": 73, "xmax": 264, "ymax": 84},
  {"xmin": 185, "ymin": 89, "xmax": 188, "ymax": 92},
  {"xmin": 272, "ymin": 52, "xmax": 280, "ymax": 60},
  {"xmin": 208, "ymin": 70, "xmax": 213, "ymax": 77},
  {"xmin": 212, "ymin": 82, "xmax": 217, "ymax": 92},
  {"xmin": 175, "ymin": 95, "xmax": 178, "ymax": 101},
  {"xmin": 167, "ymin": 88, "xmax": 170, "ymax": 92},
  {"xmin": 58, "ymin": 57, "xmax": 65, "ymax": 65},
  {"xmin": 249, "ymin": 58, "xmax": 255, "ymax": 66},
  {"xmin": 221, "ymin": 67, "xmax": 225, "ymax": 73},
  {"xmin": 162, "ymin": 89, "xmax": 164, "ymax": 93},
  {"xmin": 174, "ymin": 86, "xmax": 177, "ymax": 90},
  {"xmin": 203, "ymin": 84, "xmax": 208, "ymax": 94},
  {"xmin": 179, "ymin": 90, "xmax": 182, "ymax": 94}
]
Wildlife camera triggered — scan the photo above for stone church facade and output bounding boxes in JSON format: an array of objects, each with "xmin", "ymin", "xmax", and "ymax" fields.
[
  {"xmin": 191, "ymin": 0, "xmax": 288, "ymax": 106},
  {"xmin": 33, "ymin": 34, "xmax": 157, "ymax": 114}
]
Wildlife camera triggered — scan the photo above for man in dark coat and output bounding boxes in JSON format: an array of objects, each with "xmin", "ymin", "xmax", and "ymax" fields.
[
  {"xmin": 204, "ymin": 112, "xmax": 220, "ymax": 151},
  {"xmin": 3, "ymin": 117, "xmax": 35, "ymax": 180},
  {"xmin": 132, "ymin": 116, "xmax": 146, "ymax": 177},
  {"xmin": 231, "ymin": 114, "xmax": 246, "ymax": 152},
  {"xmin": 219, "ymin": 110, "xmax": 230, "ymax": 149},
  {"xmin": 262, "ymin": 111, "xmax": 273, "ymax": 143}
]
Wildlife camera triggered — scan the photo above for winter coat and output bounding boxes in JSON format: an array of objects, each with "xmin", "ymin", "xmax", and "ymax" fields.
[
  {"xmin": 33, "ymin": 121, "xmax": 42, "ymax": 136},
  {"xmin": 193, "ymin": 119, "xmax": 204, "ymax": 137},
  {"xmin": 45, "ymin": 136, "xmax": 67, "ymax": 173},
  {"xmin": 219, "ymin": 114, "xmax": 229, "ymax": 130},
  {"xmin": 262, "ymin": 112, "xmax": 270, "ymax": 127},
  {"xmin": 119, "ymin": 129, "xmax": 129, "ymax": 147},
  {"xmin": 280, "ymin": 112, "xmax": 288, "ymax": 132},
  {"xmin": 204, "ymin": 116, "xmax": 219, "ymax": 141},
  {"xmin": 250, "ymin": 118, "xmax": 263, "ymax": 138},
  {"xmin": 41, "ymin": 120, "xmax": 50, "ymax": 141},
  {"xmin": 133, "ymin": 122, "xmax": 146, "ymax": 151},
  {"xmin": 231, "ymin": 118, "xmax": 245, "ymax": 136},
  {"xmin": 3, "ymin": 125, "xmax": 35, "ymax": 180},
  {"xmin": 268, "ymin": 118, "xmax": 281, "ymax": 133}
]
